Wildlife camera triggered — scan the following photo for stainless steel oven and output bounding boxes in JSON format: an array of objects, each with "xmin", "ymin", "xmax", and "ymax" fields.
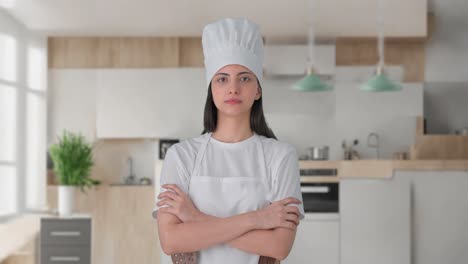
[{"xmin": 301, "ymin": 182, "xmax": 339, "ymax": 213}]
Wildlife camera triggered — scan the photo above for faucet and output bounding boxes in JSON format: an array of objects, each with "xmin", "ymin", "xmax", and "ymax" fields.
[
  {"xmin": 125, "ymin": 156, "xmax": 136, "ymax": 184},
  {"xmin": 367, "ymin": 132, "xmax": 380, "ymax": 159}
]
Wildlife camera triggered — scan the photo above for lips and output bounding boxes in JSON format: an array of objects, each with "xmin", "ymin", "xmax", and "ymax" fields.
[{"xmin": 225, "ymin": 99, "xmax": 241, "ymax": 104}]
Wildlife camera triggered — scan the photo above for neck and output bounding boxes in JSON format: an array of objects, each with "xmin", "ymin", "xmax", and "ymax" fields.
[{"xmin": 212, "ymin": 112, "xmax": 253, "ymax": 143}]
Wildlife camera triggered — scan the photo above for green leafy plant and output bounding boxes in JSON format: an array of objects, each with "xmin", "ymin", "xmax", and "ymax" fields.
[{"xmin": 49, "ymin": 130, "xmax": 101, "ymax": 193}]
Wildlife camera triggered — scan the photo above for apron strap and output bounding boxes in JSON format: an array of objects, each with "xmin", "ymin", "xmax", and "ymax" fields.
[{"xmin": 188, "ymin": 132, "xmax": 212, "ymax": 193}]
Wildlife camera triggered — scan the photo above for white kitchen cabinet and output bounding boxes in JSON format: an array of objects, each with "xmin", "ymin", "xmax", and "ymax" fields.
[
  {"xmin": 283, "ymin": 215, "xmax": 340, "ymax": 264},
  {"xmin": 96, "ymin": 68, "xmax": 206, "ymax": 139},
  {"xmin": 48, "ymin": 70, "xmax": 98, "ymax": 142},
  {"xmin": 396, "ymin": 170, "xmax": 468, "ymax": 264},
  {"xmin": 340, "ymin": 177, "xmax": 411, "ymax": 264}
]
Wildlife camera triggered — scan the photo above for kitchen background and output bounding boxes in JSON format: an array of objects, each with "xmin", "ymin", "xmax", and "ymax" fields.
[{"xmin": 1, "ymin": 0, "xmax": 468, "ymax": 264}]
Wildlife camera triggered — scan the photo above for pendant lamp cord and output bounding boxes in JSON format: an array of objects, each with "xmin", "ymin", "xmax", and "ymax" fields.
[
  {"xmin": 377, "ymin": 0, "xmax": 385, "ymax": 70},
  {"xmin": 307, "ymin": 0, "xmax": 316, "ymax": 70}
]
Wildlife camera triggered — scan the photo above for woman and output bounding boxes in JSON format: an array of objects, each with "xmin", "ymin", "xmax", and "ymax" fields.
[{"xmin": 152, "ymin": 18, "xmax": 305, "ymax": 264}]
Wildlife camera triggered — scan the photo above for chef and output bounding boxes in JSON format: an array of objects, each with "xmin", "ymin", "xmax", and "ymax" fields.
[{"xmin": 152, "ymin": 17, "xmax": 305, "ymax": 264}]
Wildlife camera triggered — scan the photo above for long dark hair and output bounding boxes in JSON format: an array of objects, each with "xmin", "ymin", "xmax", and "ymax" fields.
[{"xmin": 201, "ymin": 80, "xmax": 278, "ymax": 140}]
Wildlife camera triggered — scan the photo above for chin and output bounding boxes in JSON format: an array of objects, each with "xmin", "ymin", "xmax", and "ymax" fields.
[{"xmin": 219, "ymin": 108, "xmax": 248, "ymax": 118}]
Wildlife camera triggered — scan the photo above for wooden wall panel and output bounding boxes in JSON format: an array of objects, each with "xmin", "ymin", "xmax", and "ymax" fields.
[
  {"xmin": 48, "ymin": 38, "xmax": 99, "ymax": 68},
  {"xmin": 49, "ymin": 37, "xmax": 180, "ymax": 68},
  {"xmin": 411, "ymin": 116, "xmax": 468, "ymax": 160},
  {"xmin": 411, "ymin": 136, "xmax": 468, "ymax": 159},
  {"xmin": 179, "ymin": 37, "xmax": 204, "ymax": 67},
  {"xmin": 336, "ymin": 38, "xmax": 425, "ymax": 82},
  {"xmin": 49, "ymin": 36, "xmax": 425, "ymax": 82}
]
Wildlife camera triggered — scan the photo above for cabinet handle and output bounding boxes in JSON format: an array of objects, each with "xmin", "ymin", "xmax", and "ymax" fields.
[
  {"xmin": 50, "ymin": 256, "xmax": 80, "ymax": 262},
  {"xmin": 50, "ymin": 231, "xmax": 81, "ymax": 237},
  {"xmin": 301, "ymin": 186, "xmax": 330, "ymax": 193}
]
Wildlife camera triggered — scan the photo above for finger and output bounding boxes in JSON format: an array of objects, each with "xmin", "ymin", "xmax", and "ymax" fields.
[
  {"xmin": 157, "ymin": 196, "xmax": 174, "ymax": 205},
  {"xmin": 158, "ymin": 207, "xmax": 175, "ymax": 214},
  {"xmin": 157, "ymin": 198, "xmax": 176, "ymax": 208},
  {"xmin": 157, "ymin": 190, "xmax": 174, "ymax": 198},
  {"xmin": 158, "ymin": 191, "xmax": 180, "ymax": 201},
  {"xmin": 280, "ymin": 197, "xmax": 302, "ymax": 205},
  {"xmin": 162, "ymin": 184, "xmax": 184, "ymax": 196},
  {"xmin": 286, "ymin": 214, "xmax": 299, "ymax": 225},
  {"xmin": 285, "ymin": 206, "xmax": 300, "ymax": 217}
]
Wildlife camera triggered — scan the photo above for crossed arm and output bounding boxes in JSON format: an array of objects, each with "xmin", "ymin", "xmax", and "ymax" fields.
[{"xmin": 156, "ymin": 185, "xmax": 301, "ymax": 260}]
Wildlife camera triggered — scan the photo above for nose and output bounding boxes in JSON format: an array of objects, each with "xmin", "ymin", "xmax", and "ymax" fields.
[{"xmin": 228, "ymin": 80, "xmax": 241, "ymax": 94}]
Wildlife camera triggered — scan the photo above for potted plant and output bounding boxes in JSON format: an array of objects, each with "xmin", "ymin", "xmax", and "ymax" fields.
[{"xmin": 49, "ymin": 130, "xmax": 101, "ymax": 217}]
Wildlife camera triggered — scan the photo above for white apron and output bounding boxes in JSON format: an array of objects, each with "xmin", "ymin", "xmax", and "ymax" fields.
[{"xmin": 188, "ymin": 132, "xmax": 272, "ymax": 264}]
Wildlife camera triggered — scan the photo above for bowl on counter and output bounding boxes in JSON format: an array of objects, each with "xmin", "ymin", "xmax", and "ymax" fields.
[{"xmin": 308, "ymin": 146, "xmax": 329, "ymax": 160}]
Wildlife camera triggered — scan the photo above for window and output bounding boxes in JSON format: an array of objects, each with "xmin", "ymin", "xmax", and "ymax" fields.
[
  {"xmin": 0, "ymin": 15, "xmax": 47, "ymax": 220},
  {"xmin": 0, "ymin": 33, "xmax": 18, "ymax": 218}
]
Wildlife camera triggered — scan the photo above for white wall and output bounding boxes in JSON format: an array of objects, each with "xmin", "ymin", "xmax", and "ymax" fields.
[
  {"xmin": 49, "ymin": 67, "xmax": 423, "ymax": 184},
  {"xmin": 263, "ymin": 67, "xmax": 423, "ymax": 160}
]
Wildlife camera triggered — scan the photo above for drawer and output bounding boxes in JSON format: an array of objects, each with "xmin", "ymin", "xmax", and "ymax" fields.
[
  {"xmin": 41, "ymin": 219, "xmax": 91, "ymax": 246},
  {"xmin": 41, "ymin": 245, "xmax": 90, "ymax": 264}
]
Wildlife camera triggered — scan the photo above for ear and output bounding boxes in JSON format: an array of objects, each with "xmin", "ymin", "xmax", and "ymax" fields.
[{"xmin": 255, "ymin": 86, "xmax": 262, "ymax": 100}]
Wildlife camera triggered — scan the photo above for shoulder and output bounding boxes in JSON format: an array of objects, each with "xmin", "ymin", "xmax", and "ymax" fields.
[
  {"xmin": 257, "ymin": 134, "xmax": 298, "ymax": 166},
  {"xmin": 163, "ymin": 133, "xmax": 208, "ymax": 170}
]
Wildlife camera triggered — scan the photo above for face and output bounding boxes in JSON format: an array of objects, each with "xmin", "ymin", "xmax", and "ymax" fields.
[{"xmin": 210, "ymin": 64, "xmax": 261, "ymax": 118}]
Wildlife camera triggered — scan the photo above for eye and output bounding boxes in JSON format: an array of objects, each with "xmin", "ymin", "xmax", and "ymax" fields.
[
  {"xmin": 217, "ymin": 77, "xmax": 227, "ymax": 83},
  {"xmin": 240, "ymin": 76, "xmax": 251, "ymax": 82}
]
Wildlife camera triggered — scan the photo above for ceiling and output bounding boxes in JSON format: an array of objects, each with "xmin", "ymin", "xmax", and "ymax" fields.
[{"xmin": 2, "ymin": 0, "xmax": 427, "ymax": 38}]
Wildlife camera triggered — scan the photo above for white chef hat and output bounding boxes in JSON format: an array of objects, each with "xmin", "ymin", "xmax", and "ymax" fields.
[{"xmin": 202, "ymin": 17, "xmax": 264, "ymax": 88}]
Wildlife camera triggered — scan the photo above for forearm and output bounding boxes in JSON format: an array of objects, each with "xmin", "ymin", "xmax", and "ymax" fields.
[
  {"xmin": 196, "ymin": 213, "xmax": 294, "ymax": 260},
  {"xmin": 161, "ymin": 211, "xmax": 257, "ymax": 254}
]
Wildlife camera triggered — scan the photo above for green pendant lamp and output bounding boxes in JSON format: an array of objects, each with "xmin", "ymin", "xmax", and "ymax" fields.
[
  {"xmin": 293, "ymin": 0, "xmax": 332, "ymax": 92},
  {"xmin": 293, "ymin": 67, "xmax": 332, "ymax": 91},
  {"xmin": 361, "ymin": 65, "xmax": 402, "ymax": 92},
  {"xmin": 360, "ymin": 0, "xmax": 402, "ymax": 92}
]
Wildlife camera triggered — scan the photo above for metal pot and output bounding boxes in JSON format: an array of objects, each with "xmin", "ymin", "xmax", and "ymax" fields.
[{"xmin": 308, "ymin": 146, "xmax": 329, "ymax": 160}]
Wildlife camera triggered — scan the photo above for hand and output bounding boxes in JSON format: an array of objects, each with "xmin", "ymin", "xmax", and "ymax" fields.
[
  {"xmin": 254, "ymin": 197, "xmax": 301, "ymax": 231},
  {"xmin": 156, "ymin": 184, "xmax": 202, "ymax": 223}
]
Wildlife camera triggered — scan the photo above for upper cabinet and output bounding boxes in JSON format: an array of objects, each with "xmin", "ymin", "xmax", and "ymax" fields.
[{"xmin": 96, "ymin": 68, "xmax": 206, "ymax": 139}]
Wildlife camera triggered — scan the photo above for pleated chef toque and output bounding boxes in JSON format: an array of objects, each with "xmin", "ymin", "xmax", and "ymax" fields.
[{"xmin": 202, "ymin": 17, "xmax": 264, "ymax": 88}]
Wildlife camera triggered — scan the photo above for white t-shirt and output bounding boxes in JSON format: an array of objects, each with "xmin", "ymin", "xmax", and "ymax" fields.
[{"xmin": 152, "ymin": 132, "xmax": 305, "ymax": 261}]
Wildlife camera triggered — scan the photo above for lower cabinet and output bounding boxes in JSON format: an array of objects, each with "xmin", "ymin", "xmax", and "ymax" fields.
[
  {"xmin": 40, "ymin": 217, "xmax": 92, "ymax": 264},
  {"xmin": 340, "ymin": 177, "xmax": 411, "ymax": 264},
  {"xmin": 283, "ymin": 215, "xmax": 340, "ymax": 264}
]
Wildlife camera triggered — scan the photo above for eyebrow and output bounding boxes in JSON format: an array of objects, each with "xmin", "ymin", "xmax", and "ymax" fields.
[{"xmin": 215, "ymin": 72, "xmax": 253, "ymax": 76}]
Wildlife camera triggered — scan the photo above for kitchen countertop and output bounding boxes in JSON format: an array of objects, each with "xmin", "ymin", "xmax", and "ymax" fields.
[
  {"xmin": 303, "ymin": 213, "xmax": 340, "ymax": 221},
  {"xmin": 299, "ymin": 159, "xmax": 468, "ymax": 180}
]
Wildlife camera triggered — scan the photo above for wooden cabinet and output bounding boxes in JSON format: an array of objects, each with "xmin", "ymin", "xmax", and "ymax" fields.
[
  {"xmin": 283, "ymin": 215, "xmax": 339, "ymax": 264},
  {"xmin": 46, "ymin": 186, "xmax": 160, "ymax": 264}
]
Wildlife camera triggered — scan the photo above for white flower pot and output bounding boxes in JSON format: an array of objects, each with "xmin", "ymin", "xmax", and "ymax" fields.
[{"xmin": 58, "ymin": 185, "xmax": 75, "ymax": 217}]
